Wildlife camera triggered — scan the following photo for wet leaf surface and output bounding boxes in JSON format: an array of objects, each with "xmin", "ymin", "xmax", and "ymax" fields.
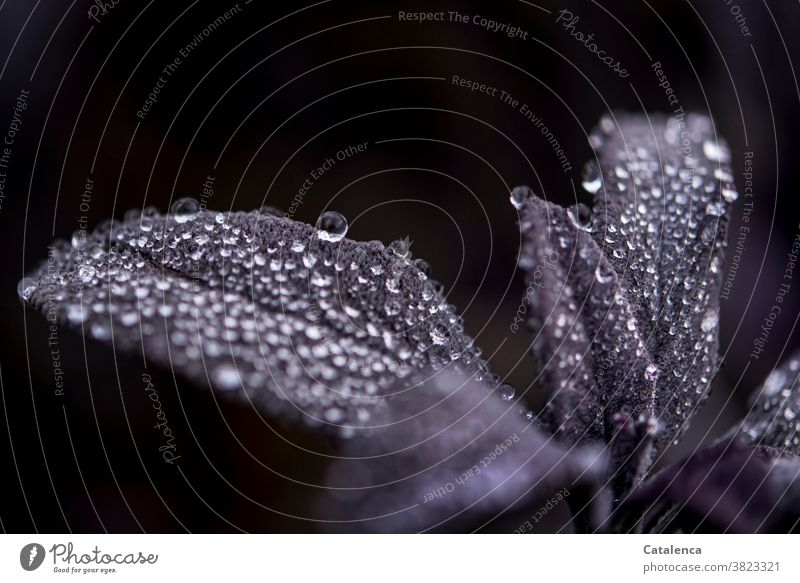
[
  {"xmin": 737, "ymin": 348, "xmax": 800, "ymax": 455},
  {"xmin": 518, "ymin": 113, "xmax": 735, "ymax": 463},
  {"xmin": 20, "ymin": 207, "xmax": 486, "ymax": 435}
]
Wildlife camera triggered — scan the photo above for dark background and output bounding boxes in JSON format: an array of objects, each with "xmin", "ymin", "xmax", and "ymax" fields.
[{"xmin": 1, "ymin": 0, "xmax": 799, "ymax": 532}]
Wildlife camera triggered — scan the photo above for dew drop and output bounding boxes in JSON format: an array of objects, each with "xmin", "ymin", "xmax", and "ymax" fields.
[
  {"xmin": 721, "ymin": 188, "xmax": 739, "ymax": 203},
  {"xmin": 701, "ymin": 224, "xmax": 717, "ymax": 245},
  {"xmin": 701, "ymin": 310, "xmax": 718, "ymax": 333},
  {"xmin": 66, "ymin": 304, "xmax": 88, "ymax": 324},
  {"xmin": 414, "ymin": 258, "xmax": 431, "ymax": 278},
  {"xmin": 594, "ymin": 263, "xmax": 615, "ymax": 284},
  {"xmin": 384, "ymin": 300, "xmax": 401, "ymax": 316},
  {"xmin": 78, "ymin": 265, "xmax": 97, "ymax": 283},
  {"xmin": 567, "ymin": 202, "xmax": 593, "ymax": 231},
  {"xmin": 90, "ymin": 322, "xmax": 112, "ymax": 340},
  {"xmin": 705, "ymin": 201, "xmax": 725, "ymax": 217},
  {"xmin": 316, "ymin": 211, "xmax": 348, "ymax": 242},
  {"xmin": 302, "ymin": 254, "xmax": 317, "ymax": 268},
  {"xmin": 644, "ymin": 363, "xmax": 659, "ymax": 382},
  {"xmin": 71, "ymin": 230, "xmax": 86, "ymax": 250},
  {"xmin": 509, "ymin": 185, "xmax": 533, "ymax": 209},
  {"xmin": 213, "ymin": 364, "xmax": 242, "ymax": 390},
  {"xmin": 498, "ymin": 384, "xmax": 515, "ymax": 401},
  {"xmin": 325, "ymin": 407, "xmax": 345, "ymax": 423},
  {"xmin": 581, "ymin": 161, "xmax": 602, "ymax": 194},
  {"xmin": 171, "ymin": 197, "xmax": 200, "ymax": 222},
  {"xmin": 702, "ymin": 139, "xmax": 731, "ymax": 163},
  {"xmin": 429, "ymin": 326, "xmax": 448, "ymax": 345},
  {"xmin": 714, "ymin": 167, "xmax": 733, "ymax": 182},
  {"xmin": 120, "ymin": 311, "xmax": 140, "ymax": 326},
  {"xmin": 389, "ymin": 238, "xmax": 411, "ymax": 258},
  {"xmin": 17, "ymin": 277, "xmax": 37, "ymax": 301}
]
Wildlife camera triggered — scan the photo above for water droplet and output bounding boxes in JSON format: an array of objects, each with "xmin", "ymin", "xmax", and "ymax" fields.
[
  {"xmin": 429, "ymin": 326, "xmax": 448, "ymax": 345},
  {"xmin": 120, "ymin": 311, "xmax": 140, "ymax": 326},
  {"xmin": 567, "ymin": 203, "xmax": 593, "ymax": 231},
  {"xmin": 721, "ymin": 188, "xmax": 739, "ymax": 203},
  {"xmin": 66, "ymin": 304, "xmax": 88, "ymax": 324},
  {"xmin": 389, "ymin": 237, "xmax": 411, "ymax": 258},
  {"xmin": 17, "ymin": 277, "xmax": 37, "ymax": 301},
  {"xmin": 71, "ymin": 230, "xmax": 86, "ymax": 250},
  {"xmin": 90, "ymin": 322, "xmax": 112, "ymax": 340},
  {"xmin": 78, "ymin": 265, "xmax": 97, "ymax": 283},
  {"xmin": 702, "ymin": 139, "xmax": 731, "ymax": 163},
  {"xmin": 316, "ymin": 211, "xmax": 348, "ymax": 242},
  {"xmin": 213, "ymin": 364, "xmax": 241, "ymax": 390},
  {"xmin": 714, "ymin": 167, "xmax": 733, "ymax": 182},
  {"xmin": 384, "ymin": 300, "xmax": 401, "ymax": 316},
  {"xmin": 644, "ymin": 363, "xmax": 659, "ymax": 382},
  {"xmin": 325, "ymin": 407, "xmax": 345, "ymax": 423},
  {"xmin": 171, "ymin": 197, "xmax": 200, "ymax": 222},
  {"xmin": 581, "ymin": 161, "xmax": 602, "ymax": 194},
  {"xmin": 594, "ymin": 263, "xmax": 615, "ymax": 284},
  {"xmin": 704, "ymin": 201, "xmax": 725, "ymax": 218},
  {"xmin": 498, "ymin": 384, "xmax": 515, "ymax": 400},
  {"xmin": 701, "ymin": 310, "xmax": 718, "ymax": 333},
  {"xmin": 509, "ymin": 185, "xmax": 533, "ymax": 209},
  {"xmin": 414, "ymin": 258, "xmax": 431, "ymax": 278}
]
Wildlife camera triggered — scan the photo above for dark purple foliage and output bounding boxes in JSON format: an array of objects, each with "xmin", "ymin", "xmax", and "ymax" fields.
[{"xmin": 20, "ymin": 113, "xmax": 800, "ymax": 532}]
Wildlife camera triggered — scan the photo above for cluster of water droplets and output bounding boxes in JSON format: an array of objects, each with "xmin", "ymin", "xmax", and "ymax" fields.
[
  {"xmin": 741, "ymin": 355, "xmax": 800, "ymax": 452},
  {"xmin": 584, "ymin": 113, "xmax": 735, "ymax": 440},
  {"xmin": 19, "ymin": 200, "xmax": 491, "ymax": 435},
  {"xmin": 512, "ymin": 113, "xmax": 737, "ymax": 448}
]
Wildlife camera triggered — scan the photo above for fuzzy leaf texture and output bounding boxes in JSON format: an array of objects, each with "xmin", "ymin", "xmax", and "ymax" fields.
[
  {"xmin": 19, "ymin": 207, "xmax": 487, "ymax": 435},
  {"xmin": 616, "ymin": 348, "xmax": 800, "ymax": 533},
  {"xmin": 517, "ymin": 113, "xmax": 734, "ymax": 465},
  {"xmin": 318, "ymin": 371, "xmax": 609, "ymax": 532},
  {"xmin": 737, "ymin": 347, "xmax": 800, "ymax": 454}
]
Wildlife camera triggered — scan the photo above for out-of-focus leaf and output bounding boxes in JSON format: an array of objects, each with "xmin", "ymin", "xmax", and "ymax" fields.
[
  {"xmin": 737, "ymin": 349, "xmax": 800, "ymax": 454},
  {"xmin": 618, "ymin": 440, "xmax": 779, "ymax": 533},
  {"xmin": 518, "ymin": 113, "xmax": 735, "ymax": 459},
  {"xmin": 20, "ymin": 206, "xmax": 485, "ymax": 435},
  {"xmin": 318, "ymin": 371, "xmax": 609, "ymax": 533},
  {"xmin": 616, "ymin": 438, "xmax": 800, "ymax": 533}
]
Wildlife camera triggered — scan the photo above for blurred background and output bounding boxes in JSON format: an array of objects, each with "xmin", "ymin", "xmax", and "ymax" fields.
[{"xmin": 1, "ymin": 0, "xmax": 799, "ymax": 532}]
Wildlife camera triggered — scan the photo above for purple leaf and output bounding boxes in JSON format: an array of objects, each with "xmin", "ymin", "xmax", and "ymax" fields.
[
  {"xmin": 517, "ymin": 113, "xmax": 735, "ymax": 463},
  {"xmin": 317, "ymin": 371, "xmax": 609, "ymax": 532},
  {"xmin": 19, "ymin": 206, "xmax": 486, "ymax": 435},
  {"xmin": 617, "ymin": 438, "xmax": 800, "ymax": 533},
  {"xmin": 737, "ymin": 348, "xmax": 800, "ymax": 454}
]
